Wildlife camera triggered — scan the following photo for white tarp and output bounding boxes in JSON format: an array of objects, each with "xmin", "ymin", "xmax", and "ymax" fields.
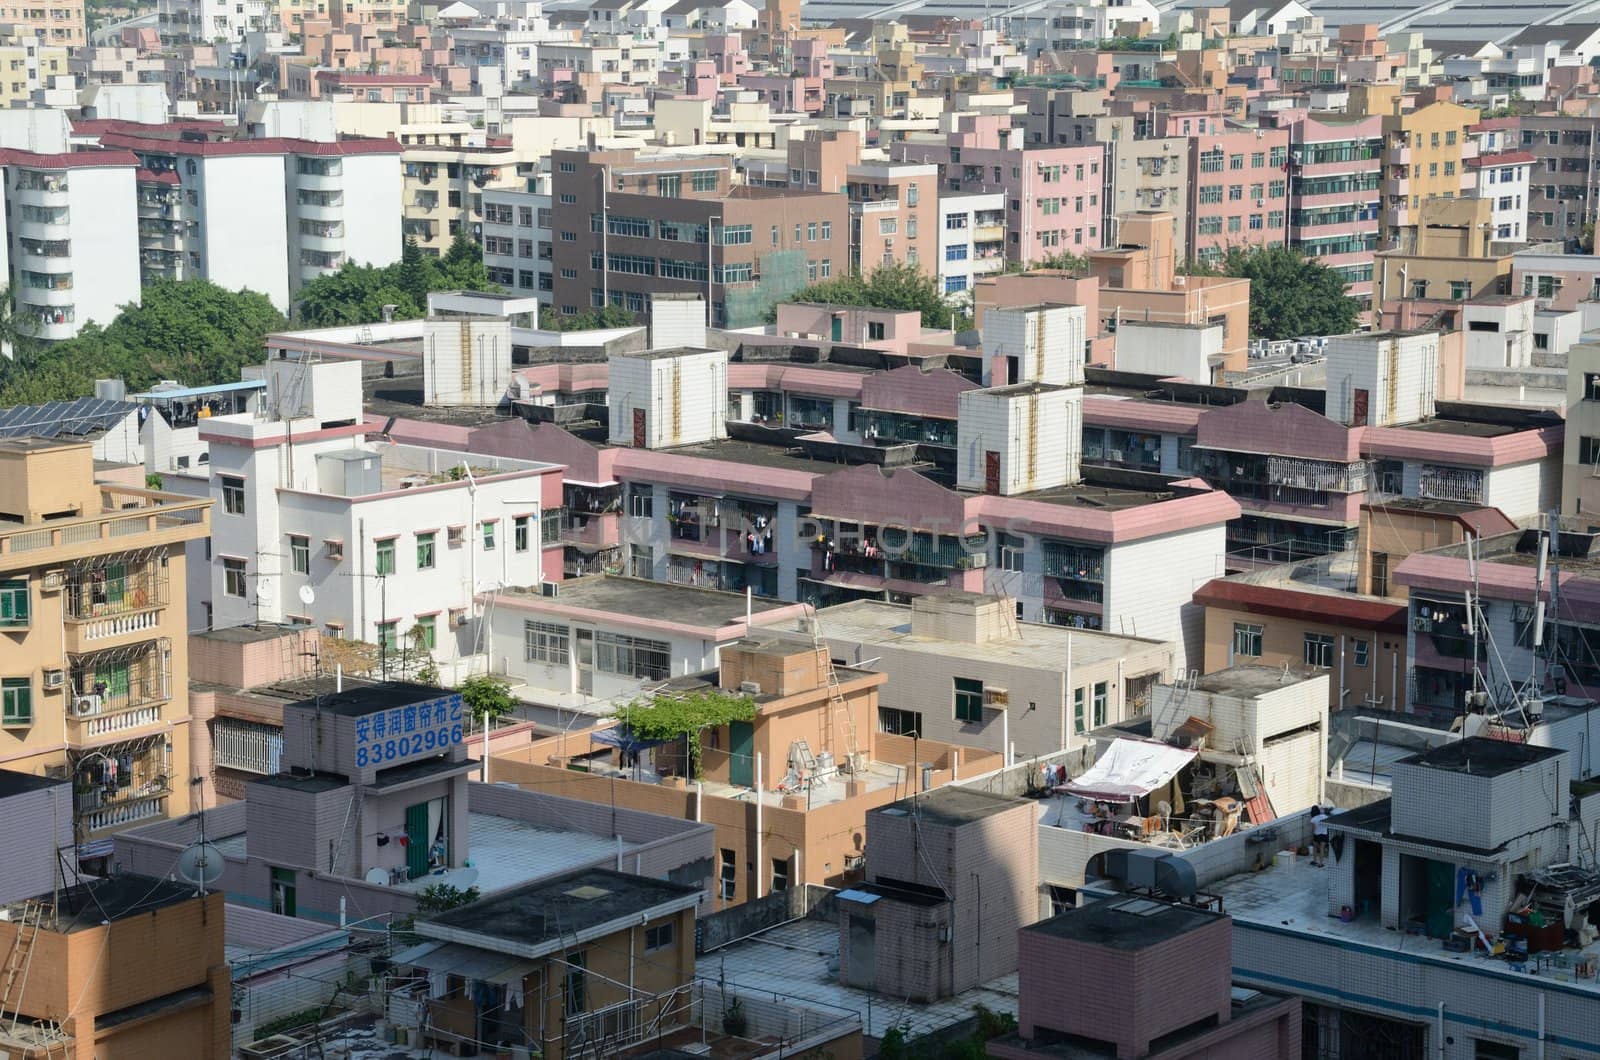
[{"xmin": 1063, "ymin": 738, "xmax": 1196, "ymax": 802}]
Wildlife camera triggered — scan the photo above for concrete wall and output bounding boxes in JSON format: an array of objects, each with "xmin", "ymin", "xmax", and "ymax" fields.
[{"xmin": 0, "ymin": 780, "xmax": 73, "ymax": 904}]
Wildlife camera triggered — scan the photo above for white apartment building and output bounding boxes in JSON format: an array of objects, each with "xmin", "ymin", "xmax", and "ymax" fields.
[
  {"xmin": 157, "ymin": 0, "xmax": 268, "ymax": 43},
  {"xmin": 0, "ymin": 149, "xmax": 140, "ymax": 341},
  {"xmin": 937, "ymin": 191, "xmax": 1006, "ymax": 301},
  {"xmin": 95, "ymin": 125, "xmax": 403, "ymax": 308},
  {"xmin": 1472, "ymin": 149, "xmax": 1533, "ymax": 243},
  {"xmin": 535, "ymin": 36, "xmax": 661, "ymax": 86},
  {"xmin": 482, "ymin": 176, "xmax": 553, "ymax": 304},
  {"xmin": 199, "ymin": 357, "xmax": 563, "ymax": 666}
]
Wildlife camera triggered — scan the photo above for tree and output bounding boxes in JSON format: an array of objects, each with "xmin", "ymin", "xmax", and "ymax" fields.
[
  {"xmin": 1191, "ymin": 245, "xmax": 1357, "ymax": 342},
  {"xmin": 460, "ymin": 675, "xmax": 515, "ymax": 724},
  {"xmin": 538, "ymin": 304, "xmax": 638, "ymax": 331},
  {"xmin": 614, "ymin": 689, "xmax": 756, "ymax": 778},
  {"xmin": 1029, "ymin": 251, "xmax": 1092, "ymax": 275},
  {"xmin": 414, "ymin": 883, "xmax": 481, "ymax": 915},
  {"xmin": 774, "ymin": 263, "xmax": 970, "ymax": 330},
  {"xmin": 294, "ymin": 235, "xmax": 498, "ymax": 326},
  {"xmin": 0, "ymin": 280, "xmax": 285, "ymax": 407}
]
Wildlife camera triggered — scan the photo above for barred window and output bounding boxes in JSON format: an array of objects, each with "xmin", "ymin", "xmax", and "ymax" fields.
[
  {"xmin": 525, "ymin": 621, "xmax": 570, "ymax": 664},
  {"xmin": 595, "ymin": 631, "xmax": 671, "ymax": 680}
]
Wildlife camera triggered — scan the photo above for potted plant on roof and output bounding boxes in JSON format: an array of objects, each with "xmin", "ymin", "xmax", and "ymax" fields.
[{"xmin": 722, "ymin": 996, "xmax": 747, "ymax": 1038}]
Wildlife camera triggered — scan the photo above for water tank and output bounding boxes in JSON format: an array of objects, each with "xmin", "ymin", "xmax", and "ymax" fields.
[{"xmin": 1103, "ymin": 848, "xmax": 1197, "ymax": 900}]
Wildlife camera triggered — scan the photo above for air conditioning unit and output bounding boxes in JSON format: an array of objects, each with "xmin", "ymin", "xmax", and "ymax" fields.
[
  {"xmin": 42, "ymin": 669, "xmax": 64, "ymax": 690},
  {"xmin": 451, "ymin": 611, "xmax": 470, "ymax": 629},
  {"xmin": 71, "ymin": 695, "xmax": 101, "ymax": 717},
  {"xmin": 40, "ymin": 570, "xmax": 64, "ymax": 592},
  {"xmin": 447, "ymin": 525, "xmax": 466, "ymax": 547},
  {"xmin": 1256, "ymin": 198, "xmax": 1266, "ymax": 206},
  {"xmin": 1411, "ymin": 615, "xmax": 1432, "ymax": 632},
  {"xmin": 985, "ymin": 687, "xmax": 1010, "ymax": 706},
  {"xmin": 540, "ymin": 582, "xmax": 559, "ymax": 598},
  {"xmin": 843, "ymin": 853, "xmax": 865, "ymax": 871},
  {"xmin": 739, "ymin": 680, "xmax": 762, "ymax": 695},
  {"xmin": 324, "ymin": 539, "xmax": 345, "ymax": 560}
]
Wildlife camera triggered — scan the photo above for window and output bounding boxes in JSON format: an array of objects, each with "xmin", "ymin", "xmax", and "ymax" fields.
[
  {"xmin": 867, "ymin": 321, "xmax": 886, "ymax": 341},
  {"xmin": 525, "ymin": 620, "xmax": 569, "ymax": 664},
  {"xmin": 645, "ymin": 921, "xmax": 676, "ymax": 950},
  {"xmin": 878, "ymin": 706, "xmax": 923, "ymax": 736},
  {"xmin": 807, "ymin": 222, "xmax": 818, "ymax": 241},
  {"xmin": 1073, "ymin": 687, "xmax": 1085, "ymax": 733},
  {"xmin": 375, "ymin": 538, "xmax": 396, "ymax": 576},
  {"xmin": 821, "ymin": 221, "xmax": 831, "ymax": 240},
  {"xmin": 719, "ymin": 849, "xmax": 736, "ymax": 900},
  {"xmin": 514, "ymin": 515, "xmax": 530, "ymax": 552},
  {"xmin": 289, "ymin": 535, "xmax": 310, "ymax": 575},
  {"xmin": 414, "ymin": 614, "xmax": 437, "ymax": 651},
  {"xmin": 1371, "ymin": 552, "xmax": 1389, "ymax": 597},
  {"xmin": 1, "ymin": 678, "xmax": 30, "ymax": 726},
  {"xmin": 690, "ymin": 170, "xmax": 717, "ymax": 192},
  {"xmin": 416, "ymin": 532, "xmax": 436, "ymax": 570},
  {"xmin": 1471, "ymin": 1042, "xmax": 1519, "ymax": 1060},
  {"xmin": 1354, "ymin": 640, "xmax": 1370, "ymax": 667},
  {"xmin": 1585, "ymin": 373, "xmax": 1600, "ymax": 402},
  {"xmin": 224, "ymin": 558, "xmax": 247, "ymax": 597},
  {"xmin": 563, "ymin": 951, "xmax": 587, "ymax": 1016},
  {"xmin": 221, "ymin": 475, "xmax": 245, "ymax": 515},
  {"xmin": 627, "ymin": 485, "xmax": 653, "ymax": 518},
  {"xmin": 657, "ymin": 174, "xmax": 681, "ymax": 197},
  {"xmin": 595, "ymin": 631, "xmax": 671, "ymax": 679},
  {"xmin": 1092, "ymin": 681, "xmax": 1107, "ymax": 728},
  {"xmin": 481, "ymin": 521, "xmax": 496, "ymax": 550},
  {"xmin": 954, "ymin": 677, "xmax": 984, "ymax": 723},
  {"xmin": 998, "ymin": 532, "xmax": 1025, "ymax": 572},
  {"xmin": 1304, "ymin": 632, "xmax": 1335, "ymax": 669},
  {"xmin": 377, "ymin": 621, "xmax": 398, "ymax": 653},
  {"xmin": 542, "ymin": 509, "xmax": 561, "ymax": 545},
  {"xmin": 0, "ymin": 580, "xmax": 28, "ymax": 627},
  {"xmin": 1233, "ymin": 622, "xmax": 1263, "ymax": 658},
  {"xmin": 771, "ymin": 857, "xmax": 789, "ymax": 892}
]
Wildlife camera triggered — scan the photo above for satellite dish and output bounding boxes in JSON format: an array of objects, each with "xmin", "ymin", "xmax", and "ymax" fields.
[
  {"xmin": 299, "ymin": 584, "xmax": 316, "ymax": 605},
  {"xmin": 256, "ymin": 580, "xmax": 274, "ymax": 602},
  {"xmin": 453, "ymin": 867, "xmax": 480, "ymax": 888},
  {"xmin": 365, "ymin": 868, "xmax": 391, "ymax": 886},
  {"xmin": 176, "ymin": 841, "xmax": 225, "ymax": 889}
]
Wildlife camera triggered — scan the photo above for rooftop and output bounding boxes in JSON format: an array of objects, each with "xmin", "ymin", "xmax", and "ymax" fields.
[
  {"xmin": 193, "ymin": 622, "xmax": 309, "ymax": 646},
  {"xmin": 1026, "ymin": 894, "xmax": 1224, "ymax": 950},
  {"xmin": 0, "ymin": 770, "xmax": 67, "ymax": 800},
  {"xmin": 1403, "ymin": 737, "xmax": 1566, "ymax": 778},
  {"xmin": 498, "ymin": 574, "xmax": 792, "ymax": 629},
  {"xmin": 425, "ymin": 867, "xmax": 701, "ymax": 952},
  {"xmin": 281, "ymin": 680, "xmax": 456, "ymax": 719},
  {"xmin": 8, "ymin": 876, "xmax": 200, "ymax": 933},
  {"xmin": 876, "ymin": 786, "xmax": 1029, "ymax": 827},
  {"xmin": 1192, "ymin": 665, "xmax": 1323, "ymax": 698}
]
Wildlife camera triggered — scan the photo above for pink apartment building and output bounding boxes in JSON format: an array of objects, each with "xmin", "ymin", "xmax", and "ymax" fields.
[
  {"xmin": 1270, "ymin": 110, "xmax": 1383, "ymax": 315},
  {"xmin": 1184, "ymin": 121, "xmax": 1291, "ymax": 263},
  {"xmin": 892, "ymin": 113, "xmax": 1104, "ymax": 263}
]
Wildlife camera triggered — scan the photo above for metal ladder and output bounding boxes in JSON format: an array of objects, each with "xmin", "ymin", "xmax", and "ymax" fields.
[
  {"xmin": 808, "ymin": 608, "xmax": 862, "ymax": 774},
  {"xmin": 1, "ymin": 901, "xmax": 43, "ymax": 1033}
]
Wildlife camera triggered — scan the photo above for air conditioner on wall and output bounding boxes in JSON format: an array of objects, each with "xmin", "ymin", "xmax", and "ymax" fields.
[
  {"xmin": 72, "ymin": 695, "xmax": 101, "ymax": 717},
  {"xmin": 42, "ymin": 669, "xmax": 64, "ymax": 690}
]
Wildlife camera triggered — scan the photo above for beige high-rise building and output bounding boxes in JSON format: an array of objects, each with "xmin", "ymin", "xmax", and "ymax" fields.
[
  {"xmin": 0, "ymin": 439, "xmax": 210, "ymax": 861},
  {"xmin": 0, "ymin": 0, "xmax": 86, "ymax": 48}
]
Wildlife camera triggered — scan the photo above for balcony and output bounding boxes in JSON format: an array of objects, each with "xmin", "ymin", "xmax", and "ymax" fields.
[
  {"xmin": 67, "ymin": 641, "xmax": 171, "ymax": 723},
  {"xmin": 973, "ymin": 223, "xmax": 1004, "ymax": 242},
  {"xmin": 213, "ymin": 717, "xmax": 283, "ymax": 776},
  {"xmin": 77, "ymin": 792, "xmax": 167, "ymax": 833},
  {"xmin": 71, "ymin": 738, "xmax": 171, "ymax": 830},
  {"xmin": 0, "ymin": 488, "xmax": 208, "ymax": 567}
]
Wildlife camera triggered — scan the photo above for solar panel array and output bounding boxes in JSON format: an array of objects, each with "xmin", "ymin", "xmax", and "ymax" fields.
[{"xmin": 0, "ymin": 398, "xmax": 141, "ymax": 440}]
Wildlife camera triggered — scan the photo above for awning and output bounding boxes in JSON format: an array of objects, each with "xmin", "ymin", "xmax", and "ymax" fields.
[
  {"xmin": 391, "ymin": 941, "xmax": 539, "ymax": 985},
  {"xmin": 1063, "ymin": 738, "xmax": 1197, "ymax": 802},
  {"xmin": 588, "ymin": 725, "xmax": 669, "ymax": 755}
]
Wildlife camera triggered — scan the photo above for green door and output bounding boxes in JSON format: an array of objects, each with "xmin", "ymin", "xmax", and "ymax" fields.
[
  {"xmin": 1426, "ymin": 859, "xmax": 1455, "ymax": 939},
  {"xmin": 405, "ymin": 802, "xmax": 430, "ymax": 880},
  {"xmin": 729, "ymin": 721, "xmax": 754, "ymax": 788},
  {"xmin": 830, "ymin": 317, "xmax": 843, "ymax": 342}
]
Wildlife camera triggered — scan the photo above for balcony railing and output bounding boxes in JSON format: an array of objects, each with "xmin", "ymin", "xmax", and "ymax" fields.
[
  {"xmin": 0, "ymin": 490, "xmax": 208, "ymax": 560},
  {"xmin": 77, "ymin": 792, "xmax": 167, "ymax": 832},
  {"xmin": 75, "ymin": 705, "xmax": 163, "ymax": 739},
  {"xmin": 213, "ymin": 717, "xmax": 283, "ymax": 775}
]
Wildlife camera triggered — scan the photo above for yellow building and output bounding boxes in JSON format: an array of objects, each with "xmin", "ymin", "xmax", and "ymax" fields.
[
  {"xmin": 1375, "ymin": 96, "xmax": 1480, "ymax": 250},
  {"xmin": 0, "ymin": 0, "xmax": 85, "ymax": 48},
  {"xmin": 0, "ymin": 38, "xmax": 67, "ymax": 107},
  {"xmin": 402, "ymin": 142, "xmax": 525, "ymax": 255},
  {"xmin": 0, "ymin": 439, "xmax": 210, "ymax": 858}
]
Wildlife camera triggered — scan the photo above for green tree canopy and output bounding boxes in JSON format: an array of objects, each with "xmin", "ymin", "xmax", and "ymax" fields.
[
  {"xmin": 538, "ymin": 304, "xmax": 638, "ymax": 331},
  {"xmin": 615, "ymin": 689, "xmax": 756, "ymax": 778},
  {"xmin": 0, "ymin": 280, "xmax": 286, "ymax": 406},
  {"xmin": 1186, "ymin": 245, "xmax": 1358, "ymax": 341},
  {"xmin": 460, "ymin": 675, "xmax": 516, "ymax": 722},
  {"xmin": 294, "ymin": 234, "xmax": 496, "ymax": 326},
  {"xmin": 774, "ymin": 262, "xmax": 971, "ymax": 330}
]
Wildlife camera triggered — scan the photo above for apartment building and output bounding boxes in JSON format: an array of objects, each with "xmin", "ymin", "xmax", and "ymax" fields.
[
  {"xmin": 481, "ymin": 177, "xmax": 553, "ymax": 304},
  {"xmin": 198, "ymin": 357, "xmax": 562, "ymax": 667},
  {"xmin": 936, "ymin": 191, "xmax": 1006, "ymax": 300},
  {"xmin": 1276, "ymin": 112, "xmax": 1382, "ymax": 313},
  {"xmin": 1375, "ymin": 95, "xmax": 1480, "ymax": 251},
  {"xmin": 0, "ymin": 438, "xmax": 210, "ymax": 854},
  {"xmin": 0, "ymin": 36, "xmax": 66, "ymax": 107},
  {"xmin": 549, "ymin": 147, "xmax": 848, "ymax": 327},
  {"xmin": 0, "ymin": 149, "xmax": 140, "ymax": 341},
  {"xmin": 94, "ymin": 122, "xmax": 404, "ymax": 307},
  {"xmin": 1566, "ymin": 340, "xmax": 1600, "ymax": 516},
  {"xmin": 1518, "ymin": 113, "xmax": 1600, "ymax": 247},
  {"xmin": 156, "ymin": 0, "xmax": 266, "ymax": 42},
  {"xmin": 0, "ymin": 0, "xmax": 85, "ymax": 48},
  {"xmin": 0, "ymin": 878, "xmax": 229, "ymax": 1057},
  {"xmin": 402, "ymin": 139, "xmax": 524, "ymax": 255},
  {"xmin": 891, "ymin": 115, "xmax": 1105, "ymax": 263},
  {"xmin": 1186, "ymin": 121, "xmax": 1290, "ymax": 264},
  {"xmin": 845, "ymin": 159, "xmax": 937, "ymax": 273}
]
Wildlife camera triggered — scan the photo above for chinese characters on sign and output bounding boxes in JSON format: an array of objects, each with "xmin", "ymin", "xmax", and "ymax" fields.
[{"xmin": 354, "ymin": 693, "xmax": 463, "ymax": 769}]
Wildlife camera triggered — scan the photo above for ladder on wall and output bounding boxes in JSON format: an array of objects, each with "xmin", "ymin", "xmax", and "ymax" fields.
[
  {"xmin": 808, "ymin": 608, "xmax": 863, "ymax": 775},
  {"xmin": 1, "ymin": 900, "xmax": 43, "ymax": 1033}
]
